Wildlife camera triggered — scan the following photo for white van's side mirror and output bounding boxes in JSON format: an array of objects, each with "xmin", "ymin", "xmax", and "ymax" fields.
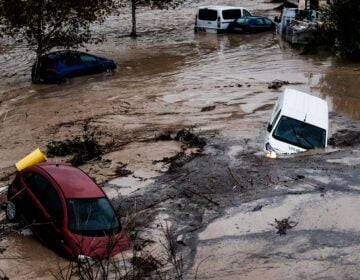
[{"xmin": 267, "ymin": 124, "xmax": 272, "ymax": 132}]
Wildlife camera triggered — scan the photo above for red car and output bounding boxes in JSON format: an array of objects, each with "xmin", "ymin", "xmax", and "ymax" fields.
[{"xmin": 5, "ymin": 163, "xmax": 130, "ymax": 260}]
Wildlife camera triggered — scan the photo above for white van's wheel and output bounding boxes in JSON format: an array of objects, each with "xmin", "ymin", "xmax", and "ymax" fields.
[{"xmin": 6, "ymin": 201, "xmax": 17, "ymax": 222}]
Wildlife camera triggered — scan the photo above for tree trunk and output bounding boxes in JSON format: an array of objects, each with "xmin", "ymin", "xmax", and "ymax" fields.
[
  {"xmin": 33, "ymin": 1, "xmax": 44, "ymax": 84},
  {"xmin": 32, "ymin": 54, "xmax": 41, "ymax": 84},
  {"xmin": 130, "ymin": 0, "xmax": 137, "ymax": 37}
]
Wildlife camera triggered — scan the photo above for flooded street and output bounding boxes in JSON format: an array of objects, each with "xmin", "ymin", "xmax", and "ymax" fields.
[{"xmin": 0, "ymin": 0, "xmax": 360, "ymax": 279}]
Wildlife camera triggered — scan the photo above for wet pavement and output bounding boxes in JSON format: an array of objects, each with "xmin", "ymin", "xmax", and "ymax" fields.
[{"xmin": 0, "ymin": 0, "xmax": 360, "ymax": 279}]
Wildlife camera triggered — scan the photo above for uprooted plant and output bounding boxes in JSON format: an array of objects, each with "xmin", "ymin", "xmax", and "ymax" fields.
[
  {"xmin": 53, "ymin": 204, "xmax": 185, "ymax": 279},
  {"xmin": 152, "ymin": 128, "xmax": 206, "ymax": 172},
  {"xmin": 154, "ymin": 128, "xmax": 206, "ymax": 149},
  {"xmin": 273, "ymin": 217, "xmax": 298, "ymax": 235},
  {"xmin": 160, "ymin": 223, "xmax": 184, "ymax": 280},
  {"xmin": 0, "ymin": 209, "xmax": 15, "ymax": 280},
  {"xmin": 46, "ymin": 119, "xmax": 102, "ymax": 166}
]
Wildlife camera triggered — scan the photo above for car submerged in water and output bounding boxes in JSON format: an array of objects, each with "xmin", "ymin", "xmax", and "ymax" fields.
[
  {"xmin": 5, "ymin": 162, "xmax": 130, "ymax": 261},
  {"xmin": 264, "ymin": 88, "xmax": 328, "ymax": 157},
  {"xmin": 227, "ymin": 16, "xmax": 276, "ymax": 34},
  {"xmin": 32, "ymin": 50, "xmax": 117, "ymax": 83}
]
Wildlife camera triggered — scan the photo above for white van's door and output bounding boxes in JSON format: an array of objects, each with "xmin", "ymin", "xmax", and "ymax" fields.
[{"xmin": 195, "ymin": 7, "xmax": 219, "ymax": 33}]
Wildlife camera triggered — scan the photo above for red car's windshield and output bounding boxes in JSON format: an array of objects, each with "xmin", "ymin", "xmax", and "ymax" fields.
[{"xmin": 67, "ymin": 198, "xmax": 120, "ymax": 236}]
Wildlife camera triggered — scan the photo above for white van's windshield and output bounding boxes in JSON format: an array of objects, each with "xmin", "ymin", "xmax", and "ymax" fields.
[{"xmin": 273, "ymin": 116, "xmax": 326, "ymax": 149}]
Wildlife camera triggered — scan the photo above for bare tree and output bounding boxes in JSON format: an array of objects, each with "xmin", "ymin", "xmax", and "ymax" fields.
[
  {"xmin": 0, "ymin": 0, "xmax": 119, "ymax": 82},
  {"xmin": 121, "ymin": 0, "xmax": 186, "ymax": 37}
]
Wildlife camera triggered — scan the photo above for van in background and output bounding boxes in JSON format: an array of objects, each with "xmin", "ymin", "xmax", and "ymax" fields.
[
  {"xmin": 264, "ymin": 88, "xmax": 328, "ymax": 156},
  {"xmin": 194, "ymin": 5, "xmax": 252, "ymax": 33}
]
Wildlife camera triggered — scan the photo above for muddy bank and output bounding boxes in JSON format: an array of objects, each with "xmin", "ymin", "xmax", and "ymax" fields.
[{"xmin": 110, "ymin": 120, "xmax": 360, "ymax": 278}]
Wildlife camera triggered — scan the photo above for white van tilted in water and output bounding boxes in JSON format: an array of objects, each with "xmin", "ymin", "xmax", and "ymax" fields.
[
  {"xmin": 194, "ymin": 5, "xmax": 252, "ymax": 33},
  {"xmin": 264, "ymin": 88, "xmax": 328, "ymax": 156}
]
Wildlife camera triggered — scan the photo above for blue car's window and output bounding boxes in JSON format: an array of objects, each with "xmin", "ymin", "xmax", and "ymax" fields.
[
  {"xmin": 236, "ymin": 18, "xmax": 248, "ymax": 24},
  {"xmin": 264, "ymin": 18, "xmax": 273, "ymax": 25},
  {"xmin": 273, "ymin": 116, "xmax": 326, "ymax": 149},
  {"xmin": 42, "ymin": 58, "xmax": 56, "ymax": 68},
  {"xmin": 63, "ymin": 53, "xmax": 82, "ymax": 66},
  {"xmin": 67, "ymin": 198, "xmax": 120, "ymax": 236},
  {"xmin": 23, "ymin": 172, "xmax": 63, "ymax": 223},
  {"xmin": 80, "ymin": 54, "xmax": 98, "ymax": 63}
]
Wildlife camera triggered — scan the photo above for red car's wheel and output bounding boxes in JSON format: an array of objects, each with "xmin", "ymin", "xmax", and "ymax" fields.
[{"xmin": 6, "ymin": 201, "xmax": 18, "ymax": 222}]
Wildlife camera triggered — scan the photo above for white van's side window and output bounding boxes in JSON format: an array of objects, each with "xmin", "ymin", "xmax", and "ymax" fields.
[
  {"xmin": 243, "ymin": 9, "xmax": 252, "ymax": 17},
  {"xmin": 271, "ymin": 110, "xmax": 281, "ymax": 130},
  {"xmin": 222, "ymin": 9, "xmax": 241, "ymax": 20},
  {"xmin": 198, "ymin": 9, "xmax": 217, "ymax": 21}
]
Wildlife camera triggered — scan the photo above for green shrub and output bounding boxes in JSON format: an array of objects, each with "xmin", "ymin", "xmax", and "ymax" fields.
[{"xmin": 321, "ymin": 0, "xmax": 360, "ymax": 61}]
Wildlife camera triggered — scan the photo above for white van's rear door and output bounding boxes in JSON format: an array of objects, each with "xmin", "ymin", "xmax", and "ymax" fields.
[{"xmin": 196, "ymin": 8, "xmax": 218, "ymax": 33}]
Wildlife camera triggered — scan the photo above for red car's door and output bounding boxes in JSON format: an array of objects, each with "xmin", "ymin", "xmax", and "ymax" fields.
[{"xmin": 22, "ymin": 172, "xmax": 64, "ymax": 250}]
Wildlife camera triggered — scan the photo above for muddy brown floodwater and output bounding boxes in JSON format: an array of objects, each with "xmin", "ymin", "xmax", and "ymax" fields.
[{"xmin": 1, "ymin": 0, "xmax": 360, "ymax": 279}]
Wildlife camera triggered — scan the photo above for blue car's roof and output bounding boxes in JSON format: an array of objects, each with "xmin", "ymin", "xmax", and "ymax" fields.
[
  {"xmin": 235, "ymin": 15, "xmax": 273, "ymax": 24},
  {"xmin": 45, "ymin": 50, "xmax": 83, "ymax": 60},
  {"xmin": 241, "ymin": 16, "xmax": 265, "ymax": 19}
]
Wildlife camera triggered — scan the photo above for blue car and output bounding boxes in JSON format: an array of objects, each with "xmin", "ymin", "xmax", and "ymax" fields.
[
  {"xmin": 32, "ymin": 50, "xmax": 117, "ymax": 83},
  {"xmin": 227, "ymin": 16, "xmax": 276, "ymax": 34}
]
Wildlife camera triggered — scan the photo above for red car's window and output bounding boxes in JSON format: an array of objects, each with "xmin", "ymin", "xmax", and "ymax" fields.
[
  {"xmin": 23, "ymin": 172, "xmax": 63, "ymax": 223},
  {"xmin": 67, "ymin": 198, "xmax": 120, "ymax": 236}
]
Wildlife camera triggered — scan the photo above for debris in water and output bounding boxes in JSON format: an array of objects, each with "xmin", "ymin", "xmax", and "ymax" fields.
[
  {"xmin": 115, "ymin": 163, "xmax": 133, "ymax": 177},
  {"xmin": 328, "ymin": 129, "xmax": 360, "ymax": 147},
  {"xmin": 268, "ymin": 79, "xmax": 289, "ymax": 89},
  {"xmin": 274, "ymin": 217, "xmax": 298, "ymax": 235},
  {"xmin": 253, "ymin": 205, "xmax": 263, "ymax": 212},
  {"xmin": 201, "ymin": 105, "xmax": 216, "ymax": 112},
  {"xmin": 175, "ymin": 128, "xmax": 206, "ymax": 148}
]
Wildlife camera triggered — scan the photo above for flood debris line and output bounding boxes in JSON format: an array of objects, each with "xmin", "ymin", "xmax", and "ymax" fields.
[
  {"xmin": 267, "ymin": 79, "xmax": 290, "ymax": 89},
  {"xmin": 273, "ymin": 217, "xmax": 298, "ymax": 235},
  {"xmin": 153, "ymin": 129, "xmax": 206, "ymax": 172},
  {"xmin": 328, "ymin": 129, "xmax": 360, "ymax": 147},
  {"xmin": 201, "ymin": 105, "xmax": 216, "ymax": 112},
  {"xmin": 154, "ymin": 152, "xmax": 191, "ymax": 172},
  {"xmin": 115, "ymin": 163, "xmax": 133, "ymax": 177},
  {"xmin": 214, "ymin": 83, "xmax": 244, "ymax": 88},
  {"xmin": 174, "ymin": 128, "xmax": 206, "ymax": 149},
  {"xmin": 154, "ymin": 128, "xmax": 206, "ymax": 149},
  {"xmin": 227, "ymin": 166, "xmax": 244, "ymax": 189},
  {"xmin": 46, "ymin": 119, "xmax": 102, "ymax": 166}
]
